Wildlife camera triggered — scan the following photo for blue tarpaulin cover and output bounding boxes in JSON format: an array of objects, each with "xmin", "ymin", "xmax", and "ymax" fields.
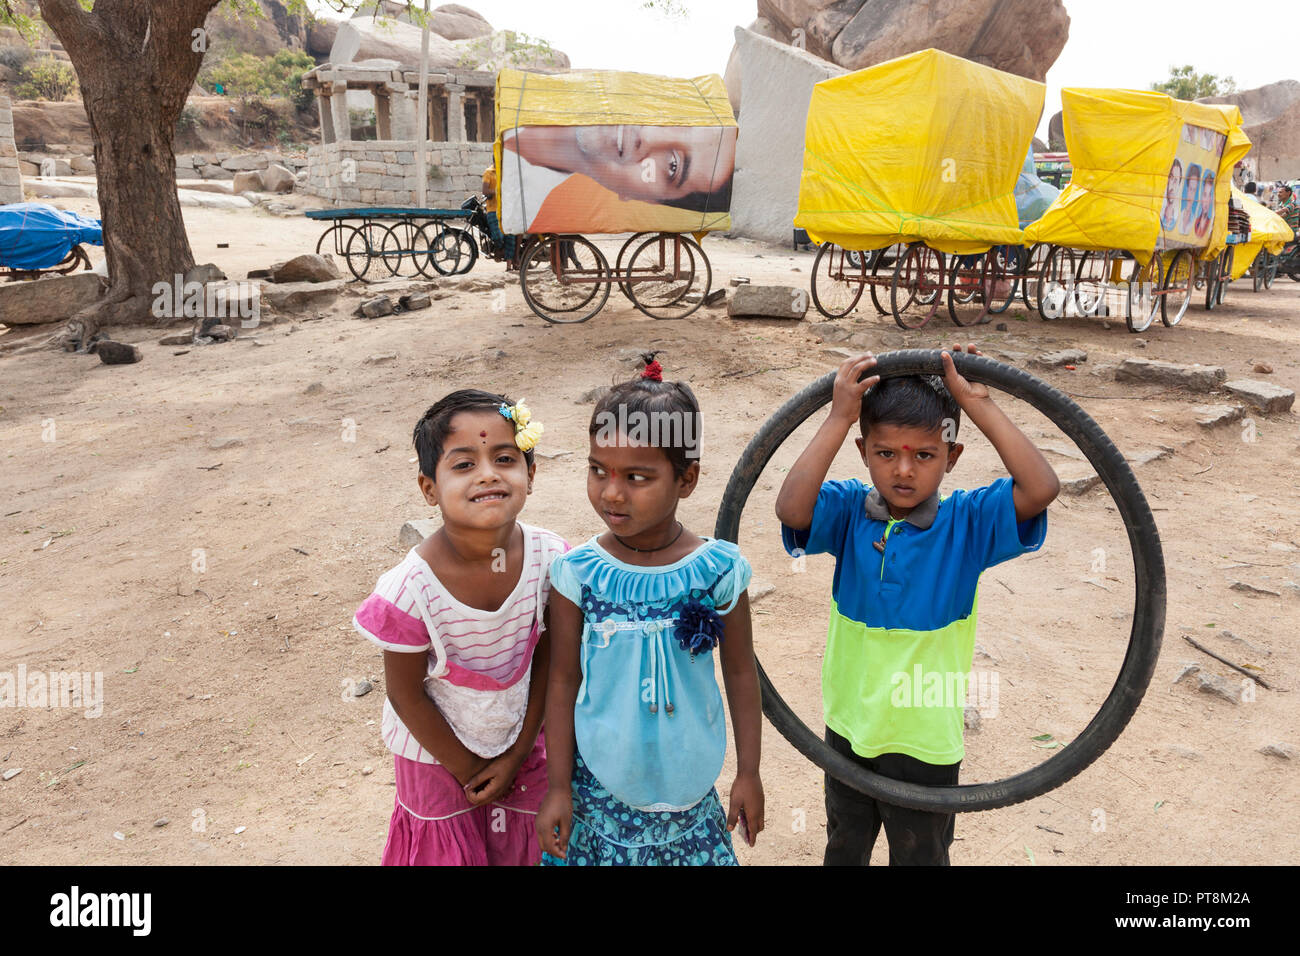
[
  {"xmin": 0, "ymin": 202, "xmax": 103, "ymax": 270},
  {"xmin": 1015, "ymin": 150, "xmax": 1059, "ymax": 229}
]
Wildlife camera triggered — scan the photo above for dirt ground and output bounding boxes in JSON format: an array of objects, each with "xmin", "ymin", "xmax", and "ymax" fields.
[{"xmin": 1, "ymin": 200, "xmax": 1297, "ymax": 865}]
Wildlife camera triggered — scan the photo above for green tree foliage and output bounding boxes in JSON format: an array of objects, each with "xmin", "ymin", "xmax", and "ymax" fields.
[
  {"xmin": 14, "ymin": 54, "xmax": 78, "ymax": 100},
  {"xmin": 1151, "ymin": 65, "xmax": 1237, "ymax": 100},
  {"xmin": 199, "ymin": 48, "xmax": 316, "ymax": 110}
]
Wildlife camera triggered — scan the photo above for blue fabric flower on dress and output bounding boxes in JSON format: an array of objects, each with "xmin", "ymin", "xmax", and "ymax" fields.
[{"xmin": 674, "ymin": 599, "xmax": 724, "ymax": 658}]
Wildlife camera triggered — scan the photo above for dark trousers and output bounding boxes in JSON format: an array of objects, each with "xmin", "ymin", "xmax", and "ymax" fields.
[{"xmin": 823, "ymin": 726, "xmax": 960, "ymax": 866}]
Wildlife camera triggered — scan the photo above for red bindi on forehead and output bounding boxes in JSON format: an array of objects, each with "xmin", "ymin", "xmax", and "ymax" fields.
[{"xmin": 480, "ymin": 431, "xmax": 487, "ymax": 438}]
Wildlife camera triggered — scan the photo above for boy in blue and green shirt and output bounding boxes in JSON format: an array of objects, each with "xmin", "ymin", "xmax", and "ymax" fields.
[{"xmin": 776, "ymin": 346, "xmax": 1059, "ymax": 865}]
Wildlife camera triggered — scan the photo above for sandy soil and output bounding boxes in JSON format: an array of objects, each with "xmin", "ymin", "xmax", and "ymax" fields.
[{"xmin": 1, "ymin": 201, "xmax": 1297, "ymax": 865}]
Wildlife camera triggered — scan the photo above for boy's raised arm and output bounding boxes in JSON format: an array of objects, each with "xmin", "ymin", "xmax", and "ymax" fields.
[
  {"xmin": 941, "ymin": 345, "xmax": 1060, "ymax": 522},
  {"xmin": 775, "ymin": 354, "xmax": 879, "ymax": 529}
]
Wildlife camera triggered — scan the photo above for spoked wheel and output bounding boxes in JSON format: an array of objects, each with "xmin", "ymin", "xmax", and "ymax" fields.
[
  {"xmin": 1125, "ymin": 254, "xmax": 1163, "ymax": 333},
  {"xmin": 423, "ymin": 226, "xmax": 463, "ymax": 276},
  {"xmin": 890, "ymin": 242, "xmax": 945, "ymax": 330},
  {"xmin": 714, "ymin": 350, "xmax": 1166, "ymax": 812},
  {"xmin": 947, "ymin": 253, "xmax": 990, "ymax": 327},
  {"xmin": 379, "ymin": 221, "xmax": 427, "ymax": 277},
  {"xmin": 810, "ymin": 242, "xmax": 866, "ymax": 319},
  {"xmin": 1038, "ymin": 245, "xmax": 1075, "ymax": 318},
  {"xmin": 1020, "ymin": 242, "xmax": 1050, "ymax": 311},
  {"xmin": 315, "ymin": 223, "xmax": 358, "ymax": 259},
  {"xmin": 1073, "ymin": 249, "xmax": 1114, "ymax": 317},
  {"xmin": 984, "ymin": 245, "xmax": 1021, "ymax": 316},
  {"xmin": 1215, "ymin": 248, "xmax": 1233, "ymax": 307},
  {"xmin": 1252, "ymin": 251, "xmax": 1267, "ymax": 293},
  {"xmin": 344, "ymin": 222, "xmax": 388, "ymax": 282},
  {"xmin": 1161, "ymin": 250, "xmax": 1194, "ymax": 326},
  {"xmin": 446, "ymin": 227, "xmax": 479, "ymax": 276},
  {"xmin": 615, "ymin": 232, "xmax": 655, "ymax": 301},
  {"xmin": 1263, "ymin": 251, "xmax": 1278, "ymax": 289},
  {"xmin": 868, "ymin": 245, "xmax": 901, "ymax": 315},
  {"xmin": 519, "ymin": 235, "xmax": 611, "ymax": 324},
  {"xmin": 624, "ymin": 233, "xmax": 711, "ymax": 320}
]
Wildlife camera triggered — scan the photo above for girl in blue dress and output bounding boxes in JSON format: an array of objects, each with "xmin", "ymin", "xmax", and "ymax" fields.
[{"xmin": 536, "ymin": 355, "xmax": 765, "ymax": 865}]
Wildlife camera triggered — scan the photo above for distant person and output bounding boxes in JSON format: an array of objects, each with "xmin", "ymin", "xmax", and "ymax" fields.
[{"xmin": 1278, "ymin": 184, "xmax": 1300, "ymax": 234}]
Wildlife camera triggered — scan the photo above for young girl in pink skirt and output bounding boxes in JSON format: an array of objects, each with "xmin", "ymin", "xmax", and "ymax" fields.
[{"xmin": 354, "ymin": 389, "xmax": 567, "ymax": 865}]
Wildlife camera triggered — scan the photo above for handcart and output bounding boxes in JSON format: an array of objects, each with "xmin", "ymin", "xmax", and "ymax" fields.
[
  {"xmin": 0, "ymin": 202, "xmax": 101, "ymax": 281},
  {"xmin": 797, "ymin": 50, "xmax": 1045, "ymax": 330},
  {"xmin": 305, "ymin": 207, "xmax": 476, "ymax": 282},
  {"xmin": 494, "ymin": 67, "xmax": 737, "ymax": 324},
  {"xmin": 1024, "ymin": 88, "xmax": 1251, "ymax": 332},
  {"xmin": 1230, "ymin": 185, "xmax": 1294, "ymax": 293}
]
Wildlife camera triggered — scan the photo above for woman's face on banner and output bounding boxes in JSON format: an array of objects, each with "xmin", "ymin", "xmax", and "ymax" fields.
[{"xmin": 517, "ymin": 124, "xmax": 736, "ymax": 203}]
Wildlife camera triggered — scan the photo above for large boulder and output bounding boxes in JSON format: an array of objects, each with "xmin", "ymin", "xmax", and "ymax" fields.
[
  {"xmin": 267, "ymin": 254, "xmax": 341, "ymax": 284},
  {"xmin": 729, "ymin": 26, "xmax": 846, "ymax": 245},
  {"xmin": 759, "ymin": 0, "xmax": 1069, "ymax": 82},
  {"xmin": 430, "ymin": 4, "xmax": 494, "ymax": 40},
  {"xmin": 0, "ymin": 273, "xmax": 104, "ymax": 325},
  {"xmin": 1048, "ymin": 110, "xmax": 1065, "ymax": 151},
  {"xmin": 1200, "ymin": 80, "xmax": 1300, "ymax": 180},
  {"xmin": 262, "ymin": 163, "xmax": 296, "ymax": 193},
  {"xmin": 306, "ymin": 17, "xmax": 340, "ymax": 58},
  {"xmin": 330, "ymin": 16, "xmax": 462, "ymax": 67},
  {"xmin": 723, "ymin": 18, "xmax": 787, "ymax": 116}
]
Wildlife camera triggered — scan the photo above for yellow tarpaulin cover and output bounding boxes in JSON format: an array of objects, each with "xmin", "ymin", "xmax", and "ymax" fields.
[
  {"xmin": 494, "ymin": 69, "xmax": 737, "ymax": 235},
  {"xmin": 1228, "ymin": 185, "xmax": 1295, "ymax": 279},
  {"xmin": 1023, "ymin": 88, "xmax": 1251, "ymax": 261},
  {"xmin": 794, "ymin": 49, "xmax": 1045, "ymax": 255}
]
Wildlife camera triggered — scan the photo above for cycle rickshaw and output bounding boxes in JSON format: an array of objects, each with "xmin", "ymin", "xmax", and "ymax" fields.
[
  {"xmin": 1024, "ymin": 89, "xmax": 1251, "ymax": 332},
  {"xmin": 1231, "ymin": 185, "xmax": 1295, "ymax": 292},
  {"xmin": 494, "ymin": 67, "xmax": 737, "ymax": 324},
  {"xmin": 798, "ymin": 50, "xmax": 1045, "ymax": 330},
  {"xmin": 1, "ymin": 201, "xmax": 101, "ymax": 281}
]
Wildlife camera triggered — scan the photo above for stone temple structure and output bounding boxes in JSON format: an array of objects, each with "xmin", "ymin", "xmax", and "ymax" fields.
[
  {"xmin": 0, "ymin": 96, "xmax": 24, "ymax": 205},
  {"xmin": 300, "ymin": 62, "xmax": 497, "ymax": 208}
]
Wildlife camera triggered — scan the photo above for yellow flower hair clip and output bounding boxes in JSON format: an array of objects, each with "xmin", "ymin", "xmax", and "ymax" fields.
[{"xmin": 499, "ymin": 399, "xmax": 544, "ymax": 452}]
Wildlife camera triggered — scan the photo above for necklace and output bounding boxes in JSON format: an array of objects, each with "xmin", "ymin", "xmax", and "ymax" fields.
[{"xmin": 613, "ymin": 521, "xmax": 684, "ymax": 553}]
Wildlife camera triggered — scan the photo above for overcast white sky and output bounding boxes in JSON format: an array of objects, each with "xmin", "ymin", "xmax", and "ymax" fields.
[{"xmin": 314, "ymin": 0, "xmax": 1297, "ymax": 137}]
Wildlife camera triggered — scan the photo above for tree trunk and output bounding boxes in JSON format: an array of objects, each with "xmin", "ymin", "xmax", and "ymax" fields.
[{"xmin": 39, "ymin": 0, "xmax": 222, "ymax": 350}]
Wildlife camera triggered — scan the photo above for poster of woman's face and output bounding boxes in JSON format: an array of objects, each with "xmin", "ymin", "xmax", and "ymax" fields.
[
  {"xmin": 1179, "ymin": 164, "xmax": 1201, "ymax": 234},
  {"xmin": 1161, "ymin": 159, "xmax": 1183, "ymax": 230}
]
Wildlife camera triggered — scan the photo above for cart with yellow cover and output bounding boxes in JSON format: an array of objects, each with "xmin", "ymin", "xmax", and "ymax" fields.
[
  {"xmin": 1231, "ymin": 185, "xmax": 1295, "ymax": 292},
  {"xmin": 795, "ymin": 49, "xmax": 1045, "ymax": 329},
  {"xmin": 1023, "ymin": 89, "xmax": 1251, "ymax": 332},
  {"xmin": 495, "ymin": 68, "xmax": 737, "ymax": 323}
]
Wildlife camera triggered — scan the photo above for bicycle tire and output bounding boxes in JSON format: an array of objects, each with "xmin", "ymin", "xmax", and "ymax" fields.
[
  {"xmin": 712, "ymin": 350, "xmax": 1166, "ymax": 812},
  {"xmin": 810, "ymin": 242, "xmax": 865, "ymax": 319}
]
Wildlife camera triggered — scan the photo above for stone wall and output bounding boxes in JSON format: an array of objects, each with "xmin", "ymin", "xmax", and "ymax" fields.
[
  {"xmin": 302, "ymin": 140, "xmax": 494, "ymax": 207},
  {"xmin": 0, "ymin": 96, "xmax": 23, "ymax": 205}
]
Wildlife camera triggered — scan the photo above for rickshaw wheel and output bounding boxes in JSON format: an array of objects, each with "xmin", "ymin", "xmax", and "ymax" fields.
[
  {"xmin": 1263, "ymin": 251, "xmax": 1278, "ymax": 289},
  {"xmin": 1252, "ymin": 251, "xmax": 1266, "ymax": 293},
  {"xmin": 891, "ymin": 243, "xmax": 944, "ymax": 330},
  {"xmin": 1125, "ymin": 255, "xmax": 1163, "ymax": 333},
  {"xmin": 1038, "ymin": 245, "xmax": 1075, "ymax": 318},
  {"xmin": 344, "ymin": 223, "xmax": 388, "ymax": 282},
  {"xmin": 868, "ymin": 245, "xmax": 900, "ymax": 315},
  {"xmin": 984, "ymin": 245, "xmax": 1021, "ymax": 315},
  {"xmin": 1020, "ymin": 242, "xmax": 1049, "ymax": 311},
  {"xmin": 315, "ymin": 223, "xmax": 359, "ymax": 259},
  {"xmin": 947, "ymin": 253, "xmax": 990, "ymax": 327},
  {"xmin": 714, "ymin": 350, "xmax": 1166, "ymax": 812},
  {"xmin": 520, "ymin": 235, "xmax": 611, "ymax": 324},
  {"xmin": 625, "ymin": 233, "xmax": 711, "ymax": 320},
  {"xmin": 615, "ymin": 232, "xmax": 654, "ymax": 301},
  {"xmin": 810, "ymin": 242, "xmax": 865, "ymax": 319},
  {"xmin": 1215, "ymin": 248, "xmax": 1233, "ymax": 306},
  {"xmin": 1161, "ymin": 250, "xmax": 1193, "ymax": 327}
]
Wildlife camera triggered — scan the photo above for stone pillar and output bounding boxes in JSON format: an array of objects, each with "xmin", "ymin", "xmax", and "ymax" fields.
[
  {"xmin": 0, "ymin": 95, "xmax": 23, "ymax": 205},
  {"xmin": 375, "ymin": 85, "xmax": 393, "ymax": 141},
  {"xmin": 446, "ymin": 82, "xmax": 466, "ymax": 143},
  {"xmin": 329, "ymin": 82, "xmax": 351, "ymax": 143},
  {"xmin": 317, "ymin": 89, "xmax": 335, "ymax": 145},
  {"xmin": 390, "ymin": 90, "xmax": 420, "ymax": 141}
]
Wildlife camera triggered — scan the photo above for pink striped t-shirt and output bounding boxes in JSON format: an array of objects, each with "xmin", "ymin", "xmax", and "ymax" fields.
[{"xmin": 353, "ymin": 522, "xmax": 569, "ymax": 763}]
